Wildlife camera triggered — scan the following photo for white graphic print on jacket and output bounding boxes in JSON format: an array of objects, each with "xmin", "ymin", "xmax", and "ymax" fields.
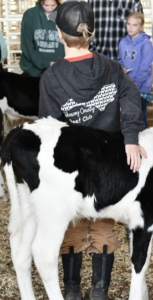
[
  {"xmin": 61, "ymin": 83, "xmax": 117, "ymax": 124},
  {"xmin": 34, "ymin": 29, "xmax": 60, "ymax": 53}
]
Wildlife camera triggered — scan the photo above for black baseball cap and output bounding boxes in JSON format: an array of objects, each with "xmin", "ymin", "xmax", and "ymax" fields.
[{"xmin": 49, "ymin": 0, "xmax": 94, "ymax": 37}]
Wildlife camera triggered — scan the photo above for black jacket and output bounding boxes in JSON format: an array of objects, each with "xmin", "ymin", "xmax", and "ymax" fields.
[{"xmin": 39, "ymin": 52, "xmax": 144, "ymax": 145}]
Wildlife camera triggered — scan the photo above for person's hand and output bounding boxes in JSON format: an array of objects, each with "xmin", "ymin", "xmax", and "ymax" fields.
[
  {"xmin": 50, "ymin": 62, "xmax": 54, "ymax": 66},
  {"xmin": 123, "ymin": 67, "xmax": 128, "ymax": 74},
  {"xmin": 125, "ymin": 145, "xmax": 147, "ymax": 173}
]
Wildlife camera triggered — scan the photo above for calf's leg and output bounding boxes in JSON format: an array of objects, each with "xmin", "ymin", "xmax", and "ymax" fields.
[
  {"xmin": 32, "ymin": 214, "xmax": 72, "ymax": 300},
  {"xmin": 0, "ymin": 168, "xmax": 6, "ymax": 201},
  {"xmin": 129, "ymin": 228, "xmax": 152, "ymax": 300},
  {"xmin": 10, "ymin": 183, "xmax": 37, "ymax": 300}
]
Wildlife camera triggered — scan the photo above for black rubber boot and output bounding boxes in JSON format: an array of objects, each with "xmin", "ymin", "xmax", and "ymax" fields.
[
  {"xmin": 62, "ymin": 247, "xmax": 83, "ymax": 300},
  {"xmin": 85, "ymin": 280, "xmax": 110, "ymax": 300},
  {"xmin": 64, "ymin": 280, "xmax": 82, "ymax": 300},
  {"xmin": 85, "ymin": 245, "xmax": 114, "ymax": 300}
]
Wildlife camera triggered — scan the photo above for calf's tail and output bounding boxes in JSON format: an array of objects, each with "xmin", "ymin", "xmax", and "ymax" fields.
[{"xmin": 1, "ymin": 125, "xmax": 23, "ymax": 234}]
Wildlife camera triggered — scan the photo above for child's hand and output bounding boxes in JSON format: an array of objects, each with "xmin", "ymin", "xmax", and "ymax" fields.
[
  {"xmin": 125, "ymin": 145, "xmax": 147, "ymax": 173},
  {"xmin": 123, "ymin": 67, "xmax": 128, "ymax": 74},
  {"xmin": 50, "ymin": 62, "xmax": 54, "ymax": 66}
]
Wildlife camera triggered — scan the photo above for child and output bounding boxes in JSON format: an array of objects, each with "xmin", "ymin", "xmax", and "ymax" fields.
[
  {"xmin": 20, "ymin": 0, "xmax": 65, "ymax": 77},
  {"xmin": 88, "ymin": 0, "xmax": 143, "ymax": 60},
  {"xmin": 39, "ymin": 2, "xmax": 147, "ymax": 300},
  {"xmin": 119, "ymin": 12, "xmax": 153, "ymax": 128},
  {"xmin": 0, "ymin": 30, "xmax": 8, "ymax": 71}
]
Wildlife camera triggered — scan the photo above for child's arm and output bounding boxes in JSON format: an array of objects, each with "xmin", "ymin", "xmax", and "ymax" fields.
[
  {"xmin": 125, "ymin": 144, "xmax": 147, "ymax": 173},
  {"xmin": 118, "ymin": 63, "xmax": 147, "ymax": 171},
  {"xmin": 118, "ymin": 63, "xmax": 144, "ymax": 143},
  {"xmin": 118, "ymin": 42, "xmax": 128, "ymax": 73},
  {"xmin": 133, "ymin": 42, "xmax": 153, "ymax": 89},
  {"xmin": 118, "ymin": 42, "xmax": 124, "ymax": 67}
]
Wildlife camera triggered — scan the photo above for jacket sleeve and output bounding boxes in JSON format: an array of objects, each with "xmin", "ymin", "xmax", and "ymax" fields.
[
  {"xmin": 133, "ymin": 42, "xmax": 153, "ymax": 89},
  {"xmin": 21, "ymin": 12, "xmax": 50, "ymax": 71},
  {"xmin": 134, "ymin": 0, "xmax": 143, "ymax": 13},
  {"xmin": 0, "ymin": 31, "xmax": 8, "ymax": 62},
  {"xmin": 118, "ymin": 41, "xmax": 124, "ymax": 67},
  {"xmin": 39, "ymin": 70, "xmax": 63, "ymax": 120},
  {"xmin": 118, "ymin": 63, "xmax": 145, "ymax": 145}
]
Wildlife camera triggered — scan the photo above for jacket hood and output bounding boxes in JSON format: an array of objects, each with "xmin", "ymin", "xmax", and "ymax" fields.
[
  {"xmin": 125, "ymin": 32, "xmax": 151, "ymax": 45},
  {"xmin": 35, "ymin": 2, "xmax": 44, "ymax": 15},
  {"xmin": 51, "ymin": 52, "xmax": 114, "ymax": 102}
]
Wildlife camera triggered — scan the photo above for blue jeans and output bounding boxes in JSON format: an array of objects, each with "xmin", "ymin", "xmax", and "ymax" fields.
[{"xmin": 141, "ymin": 97, "xmax": 148, "ymax": 129}]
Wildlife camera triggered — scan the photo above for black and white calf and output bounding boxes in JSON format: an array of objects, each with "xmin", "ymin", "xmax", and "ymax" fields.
[
  {"xmin": 0, "ymin": 68, "xmax": 39, "ymax": 131},
  {"xmin": 1, "ymin": 117, "xmax": 153, "ymax": 300}
]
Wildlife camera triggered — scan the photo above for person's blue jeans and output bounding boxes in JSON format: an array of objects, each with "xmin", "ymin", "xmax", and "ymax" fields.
[{"xmin": 141, "ymin": 97, "xmax": 148, "ymax": 129}]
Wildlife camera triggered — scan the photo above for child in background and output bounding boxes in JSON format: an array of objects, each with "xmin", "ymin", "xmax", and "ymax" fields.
[
  {"xmin": 0, "ymin": 30, "xmax": 8, "ymax": 71},
  {"xmin": 20, "ymin": 0, "xmax": 65, "ymax": 77},
  {"xmin": 89, "ymin": 0, "xmax": 143, "ymax": 60},
  {"xmin": 119, "ymin": 12, "xmax": 153, "ymax": 128},
  {"xmin": 39, "ymin": 2, "xmax": 146, "ymax": 300}
]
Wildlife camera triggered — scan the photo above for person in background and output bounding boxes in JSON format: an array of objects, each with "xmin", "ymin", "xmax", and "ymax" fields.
[
  {"xmin": 0, "ymin": 31, "xmax": 5, "ymax": 188},
  {"xmin": 88, "ymin": 0, "xmax": 143, "ymax": 60},
  {"xmin": 0, "ymin": 30, "xmax": 8, "ymax": 71},
  {"xmin": 119, "ymin": 12, "xmax": 153, "ymax": 128},
  {"xmin": 39, "ymin": 2, "xmax": 147, "ymax": 299},
  {"xmin": 20, "ymin": 0, "xmax": 65, "ymax": 77}
]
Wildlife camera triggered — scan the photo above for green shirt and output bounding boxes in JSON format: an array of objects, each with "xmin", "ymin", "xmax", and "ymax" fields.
[{"xmin": 20, "ymin": 3, "xmax": 65, "ymax": 77}]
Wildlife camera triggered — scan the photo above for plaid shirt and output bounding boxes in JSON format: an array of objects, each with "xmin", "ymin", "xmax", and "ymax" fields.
[{"xmin": 89, "ymin": 0, "xmax": 143, "ymax": 59}]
